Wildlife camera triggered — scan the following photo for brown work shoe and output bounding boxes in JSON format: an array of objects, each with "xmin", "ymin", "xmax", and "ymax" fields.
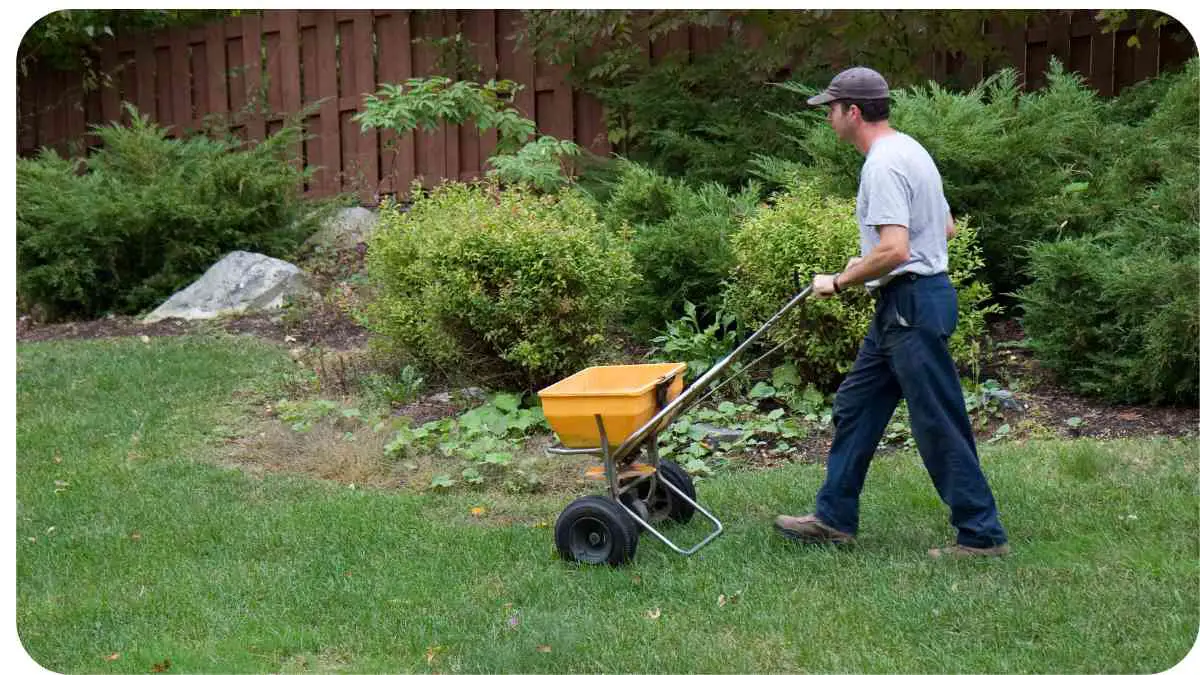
[
  {"xmin": 928, "ymin": 542, "xmax": 1012, "ymax": 559},
  {"xmin": 774, "ymin": 514, "xmax": 855, "ymax": 545}
]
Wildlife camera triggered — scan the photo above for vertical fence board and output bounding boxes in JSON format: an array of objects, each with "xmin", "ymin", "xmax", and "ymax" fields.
[
  {"xmin": 1132, "ymin": 21, "xmax": 1161, "ymax": 83},
  {"xmin": 18, "ymin": 73, "xmax": 36, "ymax": 154},
  {"xmin": 1113, "ymin": 27, "xmax": 1138, "ymax": 93},
  {"xmin": 136, "ymin": 39, "xmax": 156, "ymax": 119},
  {"xmin": 99, "ymin": 45, "xmax": 123, "ymax": 124},
  {"xmin": 299, "ymin": 15, "xmax": 320, "ymax": 191},
  {"xmin": 458, "ymin": 10, "xmax": 490, "ymax": 179},
  {"xmin": 376, "ymin": 10, "xmax": 416, "ymax": 196},
  {"xmin": 169, "ymin": 29, "xmax": 193, "ymax": 134},
  {"xmin": 411, "ymin": 10, "xmax": 446, "ymax": 188},
  {"xmin": 264, "ymin": 27, "xmax": 283, "ymax": 114},
  {"xmin": 316, "ymin": 11, "xmax": 341, "ymax": 196},
  {"xmin": 1090, "ymin": 22, "xmax": 1116, "ymax": 95},
  {"xmin": 275, "ymin": 10, "xmax": 302, "ymax": 174},
  {"xmin": 241, "ymin": 12, "xmax": 266, "ymax": 142},
  {"xmin": 352, "ymin": 10, "xmax": 379, "ymax": 200},
  {"xmin": 337, "ymin": 15, "xmax": 357, "ymax": 193},
  {"xmin": 207, "ymin": 21, "xmax": 229, "ymax": 119},
  {"xmin": 65, "ymin": 74, "xmax": 86, "ymax": 152}
]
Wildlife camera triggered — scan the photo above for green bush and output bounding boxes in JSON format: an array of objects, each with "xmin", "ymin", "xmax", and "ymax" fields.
[
  {"xmin": 1019, "ymin": 59, "xmax": 1199, "ymax": 404},
  {"xmin": 17, "ymin": 104, "xmax": 323, "ymax": 319},
  {"xmin": 365, "ymin": 180, "xmax": 635, "ymax": 387},
  {"xmin": 588, "ymin": 161, "xmax": 760, "ymax": 338},
  {"xmin": 725, "ymin": 182, "xmax": 995, "ymax": 390},
  {"xmin": 592, "ymin": 47, "xmax": 815, "ymax": 189}
]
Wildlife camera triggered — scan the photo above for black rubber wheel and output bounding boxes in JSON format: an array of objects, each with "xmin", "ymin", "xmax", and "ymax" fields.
[
  {"xmin": 554, "ymin": 495, "xmax": 639, "ymax": 566},
  {"xmin": 618, "ymin": 491, "xmax": 650, "ymax": 531},
  {"xmin": 644, "ymin": 459, "xmax": 697, "ymax": 524}
]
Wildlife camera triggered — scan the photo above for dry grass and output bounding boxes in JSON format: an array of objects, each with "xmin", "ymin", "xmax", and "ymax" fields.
[{"xmin": 220, "ymin": 415, "xmax": 600, "ymax": 499}]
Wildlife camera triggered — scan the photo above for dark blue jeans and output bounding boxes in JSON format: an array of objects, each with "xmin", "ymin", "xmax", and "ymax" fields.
[{"xmin": 814, "ymin": 272, "xmax": 1008, "ymax": 548}]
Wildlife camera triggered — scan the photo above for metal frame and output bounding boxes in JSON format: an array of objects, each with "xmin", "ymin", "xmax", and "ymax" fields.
[{"xmin": 547, "ymin": 285, "xmax": 814, "ymax": 558}]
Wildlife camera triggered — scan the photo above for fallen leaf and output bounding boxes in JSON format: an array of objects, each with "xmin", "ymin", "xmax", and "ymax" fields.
[
  {"xmin": 53, "ymin": 455, "xmax": 62, "ymax": 464},
  {"xmin": 27, "ymin": 537, "xmax": 36, "ymax": 543},
  {"xmin": 645, "ymin": 608, "xmax": 661, "ymax": 620},
  {"xmin": 1117, "ymin": 411, "xmax": 1143, "ymax": 421},
  {"xmin": 45, "ymin": 526, "xmax": 56, "ymax": 536},
  {"xmin": 129, "ymin": 531, "xmax": 142, "ymax": 542},
  {"xmin": 536, "ymin": 645, "xmax": 552, "ymax": 653},
  {"xmin": 54, "ymin": 480, "xmax": 70, "ymax": 489},
  {"xmin": 151, "ymin": 658, "xmax": 171, "ymax": 672},
  {"xmin": 284, "ymin": 335, "xmax": 297, "ymax": 343},
  {"xmin": 140, "ymin": 335, "xmax": 151, "ymax": 344},
  {"xmin": 718, "ymin": 594, "xmax": 727, "ymax": 607},
  {"xmin": 105, "ymin": 652, "xmax": 120, "ymax": 662},
  {"xmin": 344, "ymin": 570, "xmax": 352, "ymax": 577},
  {"xmin": 127, "ymin": 452, "xmax": 143, "ymax": 462},
  {"xmin": 425, "ymin": 645, "xmax": 444, "ymax": 665},
  {"xmin": 470, "ymin": 507, "xmax": 486, "ymax": 517}
]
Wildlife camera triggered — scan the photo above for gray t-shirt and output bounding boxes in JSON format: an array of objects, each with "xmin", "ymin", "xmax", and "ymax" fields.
[{"xmin": 855, "ymin": 131, "xmax": 951, "ymax": 288}]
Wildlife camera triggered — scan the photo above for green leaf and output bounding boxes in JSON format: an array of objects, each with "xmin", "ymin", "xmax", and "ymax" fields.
[
  {"xmin": 767, "ymin": 408, "xmax": 786, "ymax": 421},
  {"xmin": 492, "ymin": 392, "xmax": 520, "ymax": 412},
  {"xmin": 749, "ymin": 382, "xmax": 776, "ymax": 400},
  {"xmin": 717, "ymin": 401, "xmax": 738, "ymax": 415},
  {"xmin": 772, "ymin": 363, "xmax": 802, "ymax": 388},
  {"xmin": 483, "ymin": 451, "xmax": 513, "ymax": 465},
  {"xmin": 462, "ymin": 467, "xmax": 484, "ymax": 484},
  {"xmin": 430, "ymin": 474, "xmax": 455, "ymax": 489}
]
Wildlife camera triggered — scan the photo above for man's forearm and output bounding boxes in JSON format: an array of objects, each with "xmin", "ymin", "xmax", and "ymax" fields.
[{"xmin": 836, "ymin": 246, "xmax": 907, "ymax": 288}]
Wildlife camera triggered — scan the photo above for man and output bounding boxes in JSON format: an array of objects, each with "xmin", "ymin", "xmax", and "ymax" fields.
[{"xmin": 773, "ymin": 66, "xmax": 1010, "ymax": 558}]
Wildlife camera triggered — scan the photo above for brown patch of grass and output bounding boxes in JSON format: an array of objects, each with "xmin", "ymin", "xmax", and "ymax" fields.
[
  {"xmin": 222, "ymin": 420, "xmax": 405, "ymax": 489},
  {"xmin": 219, "ymin": 418, "xmax": 603, "ymax": 500}
]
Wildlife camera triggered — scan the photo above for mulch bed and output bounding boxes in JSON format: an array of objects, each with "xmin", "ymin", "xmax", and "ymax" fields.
[{"xmin": 16, "ymin": 311, "xmax": 1197, "ymax": 441}]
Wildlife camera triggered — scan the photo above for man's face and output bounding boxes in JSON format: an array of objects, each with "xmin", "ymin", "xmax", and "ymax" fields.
[{"xmin": 827, "ymin": 102, "xmax": 857, "ymax": 142}]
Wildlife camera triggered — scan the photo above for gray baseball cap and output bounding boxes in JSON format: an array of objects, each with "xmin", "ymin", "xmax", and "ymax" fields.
[{"xmin": 806, "ymin": 66, "xmax": 890, "ymax": 105}]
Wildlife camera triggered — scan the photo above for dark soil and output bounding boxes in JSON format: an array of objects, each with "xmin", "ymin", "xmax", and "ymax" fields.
[
  {"xmin": 15, "ymin": 309, "xmax": 1197, "ymax": 443},
  {"xmin": 17, "ymin": 303, "xmax": 369, "ymax": 351}
]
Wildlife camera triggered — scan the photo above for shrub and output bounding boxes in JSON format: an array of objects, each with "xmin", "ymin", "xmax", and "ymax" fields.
[
  {"xmin": 588, "ymin": 161, "xmax": 760, "ymax": 338},
  {"xmin": 725, "ymin": 182, "xmax": 995, "ymax": 390},
  {"xmin": 1018, "ymin": 59, "xmax": 1199, "ymax": 404},
  {"xmin": 17, "ymin": 103, "xmax": 325, "ymax": 319},
  {"xmin": 365, "ymin": 180, "xmax": 635, "ymax": 388},
  {"xmin": 590, "ymin": 46, "xmax": 815, "ymax": 189}
]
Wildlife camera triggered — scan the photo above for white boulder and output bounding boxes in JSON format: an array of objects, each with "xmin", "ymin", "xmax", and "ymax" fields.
[{"xmin": 142, "ymin": 251, "xmax": 309, "ymax": 323}]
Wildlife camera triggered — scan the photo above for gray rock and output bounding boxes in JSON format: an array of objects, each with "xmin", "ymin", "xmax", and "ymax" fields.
[
  {"xmin": 142, "ymin": 251, "xmax": 309, "ymax": 323},
  {"xmin": 692, "ymin": 423, "xmax": 745, "ymax": 449},
  {"xmin": 428, "ymin": 387, "xmax": 488, "ymax": 405},
  {"xmin": 982, "ymin": 388, "xmax": 1022, "ymax": 412},
  {"xmin": 305, "ymin": 206, "xmax": 379, "ymax": 248}
]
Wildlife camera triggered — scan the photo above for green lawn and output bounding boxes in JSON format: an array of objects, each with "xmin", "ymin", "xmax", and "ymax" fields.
[{"xmin": 16, "ymin": 336, "xmax": 1200, "ymax": 673}]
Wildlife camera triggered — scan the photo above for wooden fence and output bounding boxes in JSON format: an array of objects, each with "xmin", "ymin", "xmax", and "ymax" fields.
[{"xmin": 16, "ymin": 10, "xmax": 1196, "ymax": 204}]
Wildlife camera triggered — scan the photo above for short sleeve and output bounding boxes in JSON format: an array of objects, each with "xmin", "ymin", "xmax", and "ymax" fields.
[{"xmin": 861, "ymin": 162, "xmax": 912, "ymax": 228}]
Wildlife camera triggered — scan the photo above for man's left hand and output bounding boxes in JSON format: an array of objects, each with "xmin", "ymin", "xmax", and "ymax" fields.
[{"xmin": 812, "ymin": 274, "xmax": 839, "ymax": 299}]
